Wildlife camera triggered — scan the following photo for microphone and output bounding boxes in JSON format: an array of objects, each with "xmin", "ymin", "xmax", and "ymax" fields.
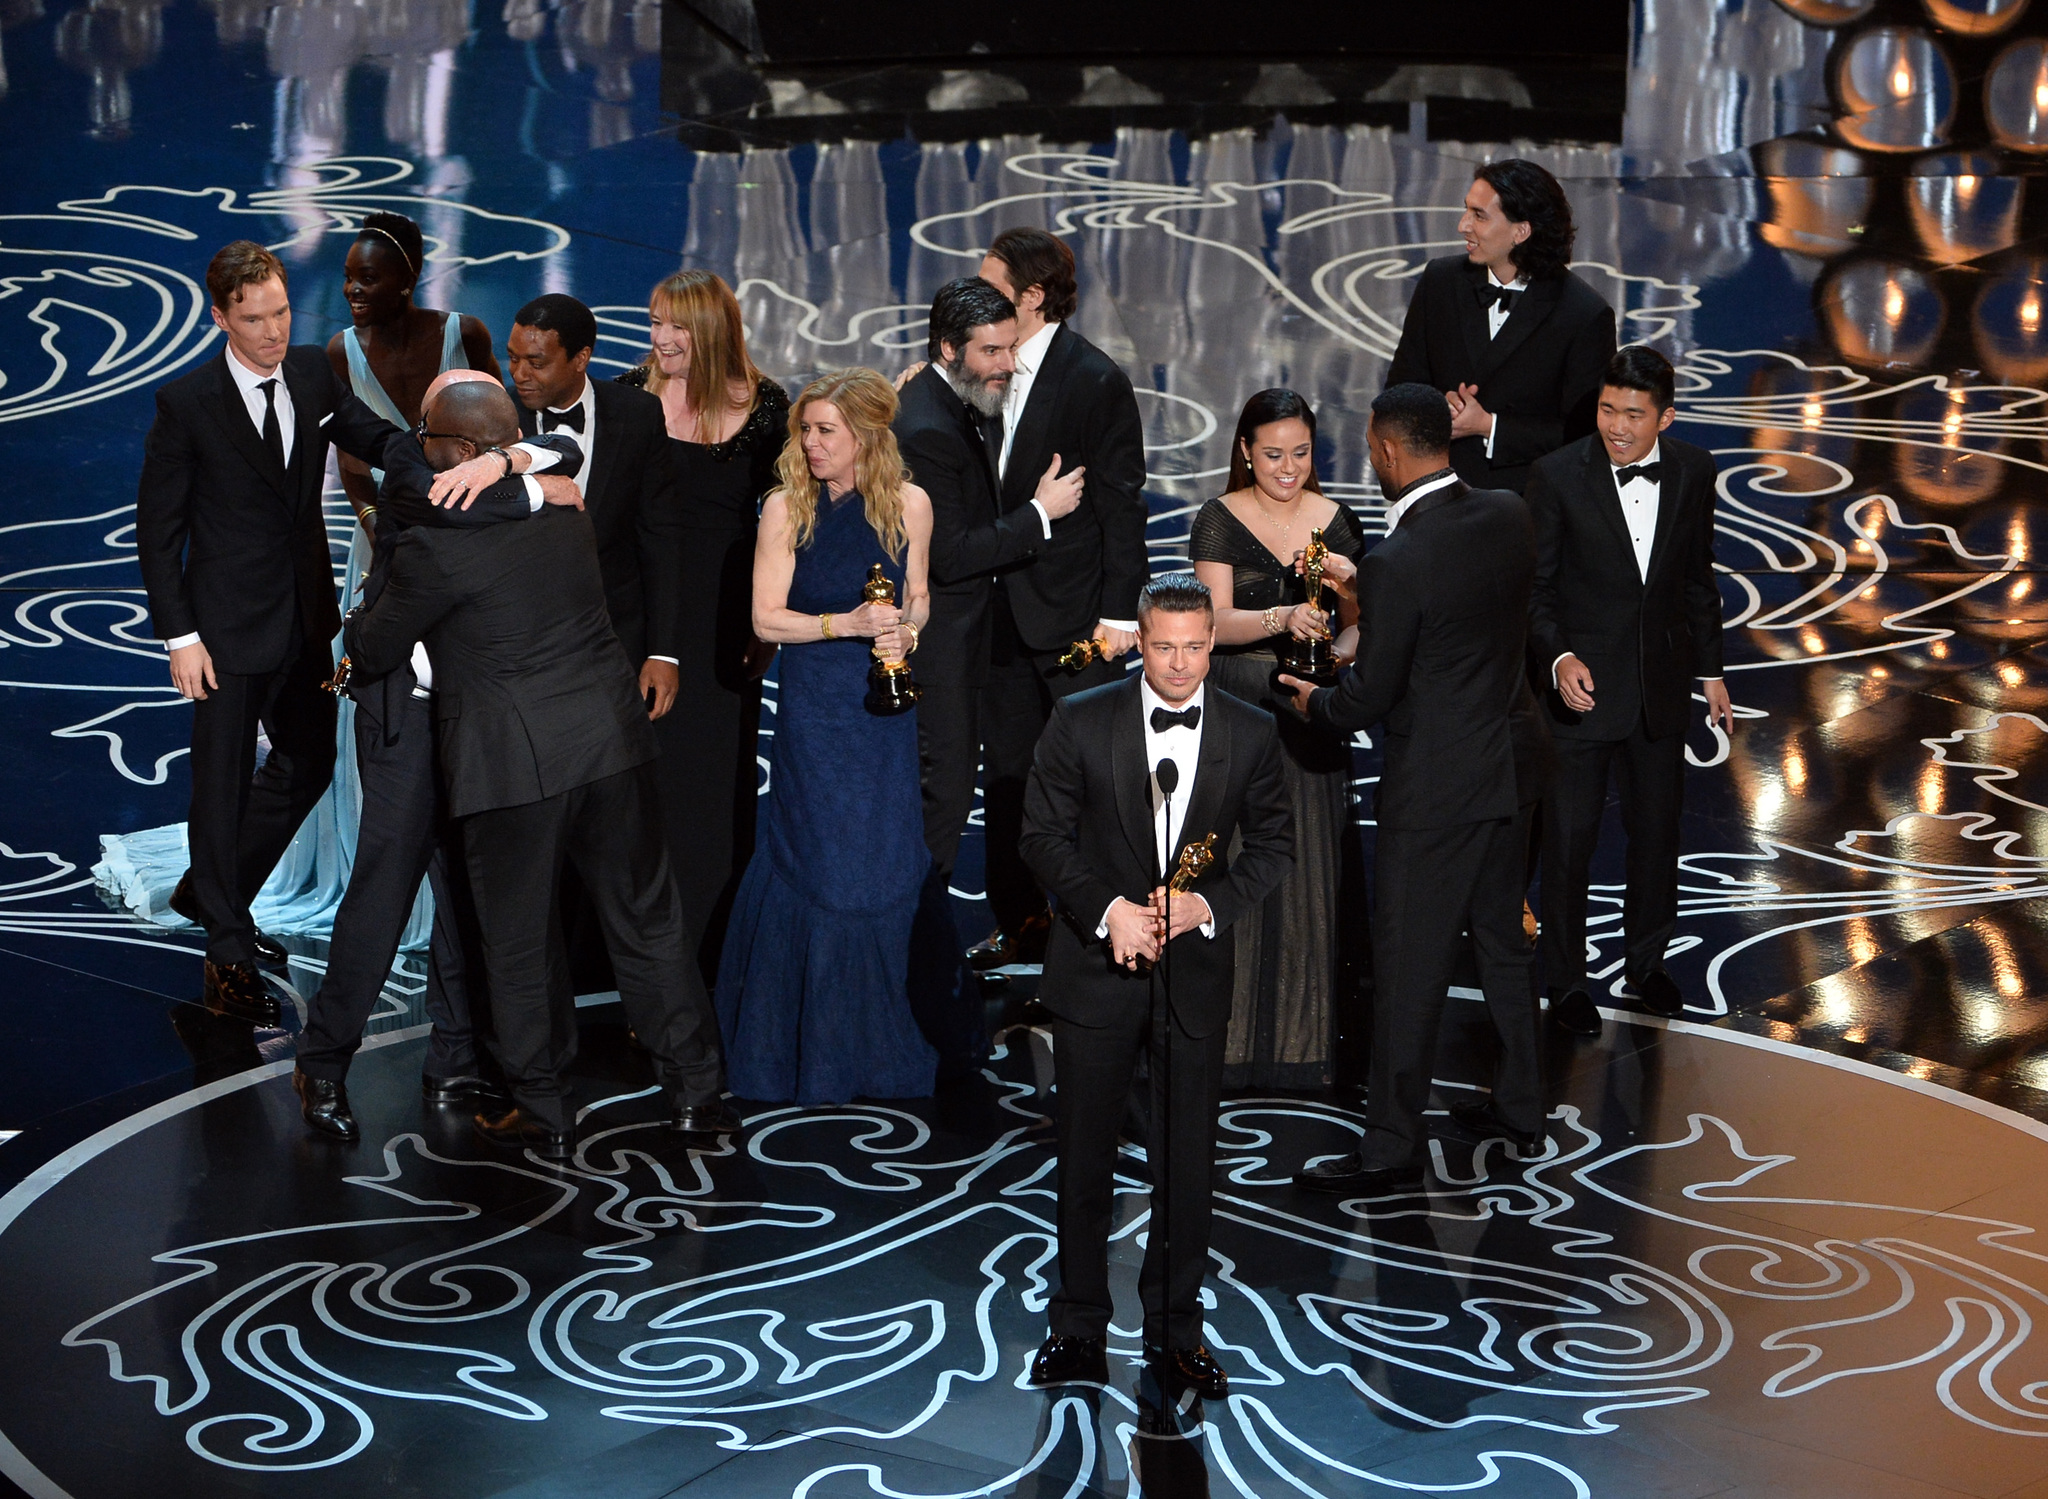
[{"xmin": 1155, "ymin": 758, "xmax": 1179, "ymax": 797}]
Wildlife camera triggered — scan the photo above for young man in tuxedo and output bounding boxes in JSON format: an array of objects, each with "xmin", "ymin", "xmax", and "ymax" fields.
[
  {"xmin": 969, "ymin": 227, "xmax": 1149, "ymax": 969},
  {"xmin": 1278, "ymin": 383, "xmax": 1548, "ymax": 1193},
  {"xmin": 342, "ymin": 381, "xmax": 737, "ymax": 1161},
  {"xmin": 1387, "ymin": 158, "xmax": 1616, "ymax": 495},
  {"xmin": 291, "ymin": 369, "xmax": 585, "ymax": 1141},
  {"xmin": 894, "ymin": 275, "xmax": 1086, "ymax": 880},
  {"xmin": 1528, "ymin": 345, "xmax": 1733, "ymax": 1035},
  {"xmin": 1019, "ymin": 573, "xmax": 1292, "ymax": 1400},
  {"xmin": 136, "ymin": 240, "xmax": 408, "ymax": 1027}
]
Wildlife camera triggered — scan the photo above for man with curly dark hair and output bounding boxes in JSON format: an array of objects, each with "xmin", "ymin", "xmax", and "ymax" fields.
[{"xmin": 1387, "ymin": 158, "xmax": 1617, "ymax": 495}]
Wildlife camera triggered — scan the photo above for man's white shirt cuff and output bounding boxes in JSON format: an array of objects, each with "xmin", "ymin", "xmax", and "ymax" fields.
[
  {"xmin": 166, "ymin": 632, "xmax": 201, "ymax": 651},
  {"xmin": 1029, "ymin": 499, "xmax": 1053, "ymax": 539},
  {"xmin": 1551, "ymin": 652, "xmax": 1570, "ymax": 688},
  {"xmin": 1100, "ymin": 618, "xmax": 1138, "ymax": 634},
  {"xmin": 648, "ymin": 655, "xmax": 679, "ymax": 665}
]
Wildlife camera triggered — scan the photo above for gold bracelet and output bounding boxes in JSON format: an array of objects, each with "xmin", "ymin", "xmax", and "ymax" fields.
[
  {"xmin": 1263, "ymin": 606, "xmax": 1280, "ymax": 635},
  {"xmin": 820, "ymin": 613, "xmax": 835, "ymax": 640},
  {"xmin": 903, "ymin": 620, "xmax": 921, "ymax": 654}
]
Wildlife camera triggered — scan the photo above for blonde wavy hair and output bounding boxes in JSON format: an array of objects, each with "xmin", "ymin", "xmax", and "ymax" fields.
[
  {"xmin": 774, "ymin": 368, "xmax": 909, "ymax": 561},
  {"xmin": 636, "ymin": 269, "xmax": 763, "ymax": 439}
]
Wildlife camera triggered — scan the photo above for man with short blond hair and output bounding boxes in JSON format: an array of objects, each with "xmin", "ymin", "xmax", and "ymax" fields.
[{"xmin": 135, "ymin": 240, "xmax": 407, "ymax": 1028}]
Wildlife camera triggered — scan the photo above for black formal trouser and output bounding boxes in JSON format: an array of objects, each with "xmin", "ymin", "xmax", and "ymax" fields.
[
  {"xmin": 183, "ymin": 628, "xmax": 337, "ymax": 965},
  {"xmin": 1360, "ymin": 804, "xmax": 1541, "ymax": 1170},
  {"xmin": 462, "ymin": 761, "xmax": 725, "ymax": 1133},
  {"xmin": 1540, "ymin": 718, "xmax": 1686, "ymax": 992},
  {"xmin": 916, "ymin": 677, "xmax": 982, "ymax": 877},
  {"xmin": 1049, "ymin": 1003, "xmax": 1225, "ymax": 1348},
  {"xmin": 297, "ymin": 685, "xmax": 487, "ymax": 1084}
]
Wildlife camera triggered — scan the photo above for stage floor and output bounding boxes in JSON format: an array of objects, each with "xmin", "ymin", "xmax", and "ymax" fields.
[{"xmin": 8, "ymin": 0, "xmax": 2048, "ymax": 1492}]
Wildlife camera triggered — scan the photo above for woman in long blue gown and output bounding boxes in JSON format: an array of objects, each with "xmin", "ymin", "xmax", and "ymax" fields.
[
  {"xmin": 94, "ymin": 213, "xmax": 496, "ymax": 949},
  {"xmin": 715, "ymin": 367, "xmax": 943, "ymax": 1105}
]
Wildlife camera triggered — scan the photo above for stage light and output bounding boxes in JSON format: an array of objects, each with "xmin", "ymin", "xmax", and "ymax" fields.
[
  {"xmin": 1886, "ymin": 279, "xmax": 1908, "ymax": 321},
  {"xmin": 1986, "ymin": 38, "xmax": 2048, "ymax": 150},
  {"xmin": 1822, "ymin": 258, "xmax": 1945, "ymax": 367},
  {"xmin": 1973, "ymin": 257, "xmax": 2048, "ymax": 380},
  {"xmin": 1907, "ymin": 151, "xmax": 2020, "ymax": 262},
  {"xmin": 1832, "ymin": 26, "xmax": 1955, "ymax": 151},
  {"xmin": 1922, "ymin": 0, "xmax": 2031, "ymax": 35}
]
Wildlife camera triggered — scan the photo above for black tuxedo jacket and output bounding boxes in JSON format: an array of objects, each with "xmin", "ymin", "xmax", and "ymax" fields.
[
  {"xmin": 136, "ymin": 346, "xmax": 403, "ymax": 675},
  {"xmin": 1526, "ymin": 433, "xmax": 1723, "ymax": 742},
  {"xmin": 895, "ymin": 364, "xmax": 1042, "ymax": 688},
  {"xmin": 1386, "ymin": 255, "xmax": 1617, "ymax": 494},
  {"xmin": 1311, "ymin": 481, "xmax": 1546, "ymax": 829},
  {"xmin": 1020, "ymin": 677, "xmax": 1293, "ymax": 1037},
  {"xmin": 517, "ymin": 378, "xmax": 680, "ymax": 662},
  {"xmin": 344, "ymin": 506, "xmax": 654, "ymax": 819},
  {"xmin": 994, "ymin": 324, "xmax": 1148, "ymax": 649}
]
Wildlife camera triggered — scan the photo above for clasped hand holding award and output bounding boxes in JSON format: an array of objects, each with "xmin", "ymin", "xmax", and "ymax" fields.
[
  {"xmin": 860, "ymin": 563, "xmax": 922, "ymax": 715},
  {"xmin": 1274, "ymin": 526, "xmax": 1338, "ymax": 688},
  {"xmin": 1134, "ymin": 832, "xmax": 1217, "ymax": 973}
]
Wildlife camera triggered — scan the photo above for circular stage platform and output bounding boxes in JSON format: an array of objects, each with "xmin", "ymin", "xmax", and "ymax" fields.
[{"xmin": 4, "ymin": 1015, "xmax": 2046, "ymax": 1498}]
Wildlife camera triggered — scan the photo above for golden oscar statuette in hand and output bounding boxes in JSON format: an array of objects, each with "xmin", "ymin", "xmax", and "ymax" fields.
[
  {"xmin": 1274, "ymin": 526, "xmax": 1338, "ymax": 689},
  {"xmin": 1135, "ymin": 832, "xmax": 1218, "ymax": 974},
  {"xmin": 1058, "ymin": 634, "xmax": 1109, "ymax": 673},
  {"xmin": 860, "ymin": 563, "xmax": 922, "ymax": 716}
]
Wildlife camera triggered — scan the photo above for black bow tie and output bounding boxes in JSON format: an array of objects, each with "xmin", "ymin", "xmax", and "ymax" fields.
[
  {"xmin": 1477, "ymin": 282, "xmax": 1517, "ymax": 313},
  {"xmin": 1614, "ymin": 460, "xmax": 1663, "ymax": 487},
  {"xmin": 1151, "ymin": 705, "xmax": 1200, "ymax": 733},
  {"xmin": 542, "ymin": 404, "xmax": 585, "ymax": 434}
]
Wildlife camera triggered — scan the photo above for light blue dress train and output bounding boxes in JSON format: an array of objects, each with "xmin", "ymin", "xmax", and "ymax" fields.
[{"xmin": 95, "ymin": 315, "xmax": 469, "ymax": 949}]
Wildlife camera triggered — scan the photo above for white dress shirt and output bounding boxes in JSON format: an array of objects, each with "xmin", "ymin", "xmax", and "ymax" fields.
[
  {"xmin": 1480, "ymin": 268, "xmax": 1528, "ymax": 460},
  {"xmin": 1097, "ymin": 678, "xmax": 1216, "ymax": 940},
  {"xmin": 1384, "ymin": 468, "xmax": 1459, "ymax": 531}
]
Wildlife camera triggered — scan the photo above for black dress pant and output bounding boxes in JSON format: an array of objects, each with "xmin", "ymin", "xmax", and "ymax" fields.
[
  {"xmin": 1540, "ymin": 718, "xmax": 1686, "ymax": 991},
  {"xmin": 916, "ymin": 673, "xmax": 983, "ymax": 878},
  {"xmin": 1360, "ymin": 804, "xmax": 1541, "ymax": 1170},
  {"xmin": 1049, "ymin": 1002, "xmax": 1225, "ymax": 1348},
  {"xmin": 462, "ymin": 761, "xmax": 725, "ymax": 1133},
  {"xmin": 297, "ymin": 683, "xmax": 488, "ymax": 1084},
  {"xmin": 979, "ymin": 590, "xmax": 1122, "ymax": 933},
  {"xmin": 183, "ymin": 626, "xmax": 337, "ymax": 965}
]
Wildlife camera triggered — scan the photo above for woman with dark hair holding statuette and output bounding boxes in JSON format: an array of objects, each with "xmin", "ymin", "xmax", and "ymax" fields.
[{"xmin": 1189, "ymin": 389, "xmax": 1368, "ymax": 1092}]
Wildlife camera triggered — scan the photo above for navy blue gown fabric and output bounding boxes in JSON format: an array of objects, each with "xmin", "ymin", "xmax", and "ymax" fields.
[{"xmin": 715, "ymin": 491, "xmax": 940, "ymax": 1103}]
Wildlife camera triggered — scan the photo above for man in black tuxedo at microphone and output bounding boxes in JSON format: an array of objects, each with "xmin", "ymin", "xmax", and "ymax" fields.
[
  {"xmin": 1528, "ymin": 346, "xmax": 1732, "ymax": 1035},
  {"xmin": 894, "ymin": 275, "xmax": 1086, "ymax": 879},
  {"xmin": 1019, "ymin": 573, "xmax": 1292, "ymax": 1399},
  {"xmin": 136, "ymin": 241, "xmax": 410, "ymax": 1027},
  {"xmin": 343, "ymin": 380, "xmax": 738, "ymax": 1161},
  {"xmin": 1279, "ymin": 384, "xmax": 1548, "ymax": 1193},
  {"xmin": 1387, "ymin": 158, "xmax": 1615, "ymax": 495},
  {"xmin": 969, "ymin": 227, "xmax": 1148, "ymax": 969}
]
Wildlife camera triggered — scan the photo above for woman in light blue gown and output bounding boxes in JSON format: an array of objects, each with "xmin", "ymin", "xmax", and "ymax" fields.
[{"xmin": 95, "ymin": 212, "xmax": 499, "ymax": 952}]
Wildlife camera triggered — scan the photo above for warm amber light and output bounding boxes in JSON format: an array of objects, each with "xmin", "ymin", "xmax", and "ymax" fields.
[
  {"xmin": 1958, "ymin": 174, "xmax": 1980, "ymax": 196},
  {"xmin": 1892, "ymin": 59, "xmax": 1916, "ymax": 98},
  {"xmin": 1884, "ymin": 280, "xmax": 1907, "ymax": 322},
  {"xmin": 2024, "ymin": 294, "xmax": 2042, "ymax": 331},
  {"xmin": 1802, "ymin": 399, "xmax": 1825, "ymax": 427}
]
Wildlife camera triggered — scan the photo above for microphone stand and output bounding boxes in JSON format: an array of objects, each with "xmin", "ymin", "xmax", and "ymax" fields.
[{"xmin": 1152, "ymin": 757, "xmax": 1179, "ymax": 1379}]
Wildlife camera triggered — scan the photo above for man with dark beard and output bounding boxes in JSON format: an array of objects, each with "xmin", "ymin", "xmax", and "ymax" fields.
[{"xmin": 895, "ymin": 275, "xmax": 1085, "ymax": 883}]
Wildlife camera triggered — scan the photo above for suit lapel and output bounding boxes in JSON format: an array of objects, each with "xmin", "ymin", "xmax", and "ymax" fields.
[
  {"xmin": 1641, "ymin": 449, "xmax": 1689, "ymax": 586},
  {"xmin": 1480, "ymin": 274, "xmax": 1561, "ymax": 381},
  {"xmin": 581, "ymin": 380, "xmax": 614, "ymax": 516},
  {"xmin": 280, "ymin": 351, "xmax": 321, "ymax": 510},
  {"xmin": 1176, "ymin": 705, "xmax": 1231, "ymax": 875},
  {"xmin": 1398, "ymin": 477, "xmax": 1466, "ymax": 532},
  {"xmin": 1455, "ymin": 262, "xmax": 1492, "ymax": 377},
  {"xmin": 207, "ymin": 353, "xmax": 293, "ymax": 502},
  {"xmin": 1002, "ymin": 324, "xmax": 1071, "ymax": 511},
  {"xmin": 1110, "ymin": 680, "xmax": 1153, "ymax": 875},
  {"xmin": 1584, "ymin": 441, "xmax": 1645, "ymax": 589}
]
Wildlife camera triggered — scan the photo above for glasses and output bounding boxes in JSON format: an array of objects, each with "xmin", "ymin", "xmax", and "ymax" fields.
[{"xmin": 412, "ymin": 421, "xmax": 473, "ymax": 444}]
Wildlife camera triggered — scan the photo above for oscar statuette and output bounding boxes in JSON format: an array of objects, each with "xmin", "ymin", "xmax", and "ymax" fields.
[
  {"xmin": 1273, "ymin": 526, "xmax": 1338, "ymax": 689},
  {"xmin": 860, "ymin": 563, "xmax": 922, "ymax": 715},
  {"xmin": 1057, "ymin": 634, "xmax": 1109, "ymax": 673},
  {"xmin": 1136, "ymin": 832, "xmax": 1216, "ymax": 975}
]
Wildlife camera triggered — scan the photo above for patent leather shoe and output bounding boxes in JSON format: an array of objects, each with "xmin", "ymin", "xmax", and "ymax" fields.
[
  {"xmin": 1636, "ymin": 969, "xmax": 1685, "ymax": 1020},
  {"xmin": 966, "ymin": 911, "xmax": 1050, "ymax": 970},
  {"xmin": 473, "ymin": 1107, "xmax": 575, "ymax": 1161},
  {"xmin": 1292, "ymin": 1155, "xmax": 1425, "ymax": 1197},
  {"xmin": 673, "ymin": 1098, "xmax": 744, "ymax": 1137},
  {"xmin": 203, "ymin": 959, "xmax": 281, "ymax": 1027},
  {"xmin": 1444, "ymin": 1098, "xmax": 1544, "ymax": 1158},
  {"xmin": 1146, "ymin": 1342, "xmax": 1230, "ymax": 1401},
  {"xmin": 1028, "ymin": 1333, "xmax": 1108, "ymax": 1386},
  {"xmin": 293, "ymin": 1068, "xmax": 359, "ymax": 1142},
  {"xmin": 422, "ymin": 1073, "xmax": 510, "ymax": 1107},
  {"xmin": 1549, "ymin": 986, "xmax": 1603, "ymax": 1037},
  {"xmin": 171, "ymin": 875, "xmax": 287, "ymax": 968}
]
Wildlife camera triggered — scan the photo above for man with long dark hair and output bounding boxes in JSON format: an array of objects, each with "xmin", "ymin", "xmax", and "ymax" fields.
[{"xmin": 1388, "ymin": 158, "xmax": 1616, "ymax": 494}]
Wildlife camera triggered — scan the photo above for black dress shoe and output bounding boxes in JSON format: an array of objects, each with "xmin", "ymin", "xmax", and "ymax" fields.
[
  {"xmin": 1146, "ymin": 1342, "xmax": 1229, "ymax": 1401},
  {"xmin": 422, "ymin": 1073, "xmax": 510, "ymax": 1107},
  {"xmin": 170, "ymin": 875, "xmax": 287, "ymax": 968},
  {"xmin": 966, "ymin": 911, "xmax": 1050, "ymax": 970},
  {"xmin": 204, "ymin": 959, "xmax": 281, "ymax": 1027},
  {"xmin": 293, "ymin": 1068, "xmax": 359, "ymax": 1141},
  {"xmin": 473, "ymin": 1107, "xmax": 575, "ymax": 1161},
  {"xmin": 673, "ymin": 1098, "xmax": 744, "ymax": 1136},
  {"xmin": 1292, "ymin": 1155, "xmax": 1426, "ymax": 1196},
  {"xmin": 1028, "ymin": 1333, "xmax": 1108, "ymax": 1386},
  {"xmin": 1636, "ymin": 969, "xmax": 1685, "ymax": 1019},
  {"xmin": 1444, "ymin": 1098, "xmax": 1544, "ymax": 1157},
  {"xmin": 1549, "ymin": 986, "xmax": 1603, "ymax": 1037}
]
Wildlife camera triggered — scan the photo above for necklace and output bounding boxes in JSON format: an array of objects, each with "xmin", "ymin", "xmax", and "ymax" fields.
[{"xmin": 1252, "ymin": 492, "xmax": 1301, "ymax": 538}]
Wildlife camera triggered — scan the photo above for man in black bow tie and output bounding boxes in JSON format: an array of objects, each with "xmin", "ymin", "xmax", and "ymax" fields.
[
  {"xmin": 1386, "ymin": 158, "xmax": 1615, "ymax": 494},
  {"xmin": 1527, "ymin": 345, "xmax": 1732, "ymax": 1035},
  {"xmin": 1018, "ymin": 573, "xmax": 1291, "ymax": 1401},
  {"xmin": 1278, "ymin": 383, "xmax": 1550, "ymax": 1196}
]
